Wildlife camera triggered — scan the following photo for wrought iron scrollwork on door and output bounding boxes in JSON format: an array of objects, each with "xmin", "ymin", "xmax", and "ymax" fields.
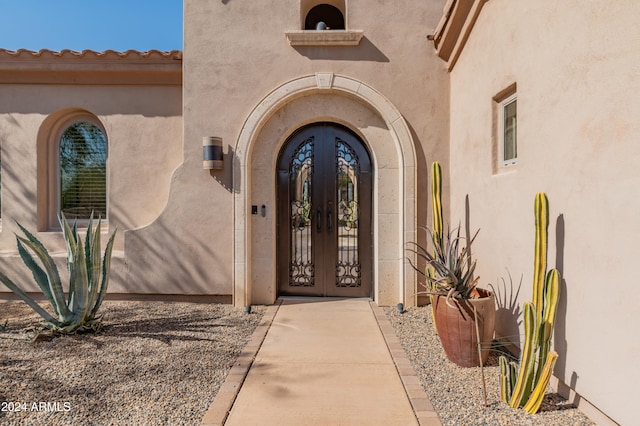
[
  {"xmin": 289, "ymin": 138, "xmax": 315, "ymax": 287},
  {"xmin": 335, "ymin": 138, "xmax": 361, "ymax": 288}
]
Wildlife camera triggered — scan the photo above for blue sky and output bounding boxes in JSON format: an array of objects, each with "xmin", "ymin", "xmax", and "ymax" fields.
[{"xmin": 0, "ymin": 1, "xmax": 183, "ymax": 52}]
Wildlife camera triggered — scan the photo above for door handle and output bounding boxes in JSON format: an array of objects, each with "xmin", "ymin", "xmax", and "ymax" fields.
[
  {"xmin": 327, "ymin": 201, "xmax": 332, "ymax": 232},
  {"xmin": 316, "ymin": 208, "xmax": 322, "ymax": 232}
]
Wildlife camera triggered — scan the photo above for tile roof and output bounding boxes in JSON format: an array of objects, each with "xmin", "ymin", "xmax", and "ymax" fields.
[
  {"xmin": 0, "ymin": 48, "xmax": 182, "ymax": 60},
  {"xmin": 0, "ymin": 49, "xmax": 182, "ymax": 85}
]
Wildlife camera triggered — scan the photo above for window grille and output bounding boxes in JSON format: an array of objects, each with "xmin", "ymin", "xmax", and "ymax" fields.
[{"xmin": 59, "ymin": 122, "xmax": 107, "ymax": 220}]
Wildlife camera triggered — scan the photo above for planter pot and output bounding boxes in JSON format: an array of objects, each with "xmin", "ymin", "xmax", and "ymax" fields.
[{"xmin": 433, "ymin": 288, "xmax": 496, "ymax": 368}]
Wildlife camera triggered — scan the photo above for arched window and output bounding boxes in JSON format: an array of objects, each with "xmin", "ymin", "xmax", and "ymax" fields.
[
  {"xmin": 288, "ymin": 1, "xmax": 362, "ymax": 46},
  {"xmin": 59, "ymin": 122, "xmax": 107, "ymax": 220},
  {"xmin": 38, "ymin": 109, "xmax": 109, "ymax": 230},
  {"xmin": 305, "ymin": 4, "xmax": 345, "ymax": 30}
]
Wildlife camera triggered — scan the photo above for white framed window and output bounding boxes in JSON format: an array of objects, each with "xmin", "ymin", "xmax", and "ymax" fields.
[
  {"xmin": 492, "ymin": 84, "xmax": 517, "ymax": 173},
  {"xmin": 501, "ymin": 95, "xmax": 517, "ymax": 166}
]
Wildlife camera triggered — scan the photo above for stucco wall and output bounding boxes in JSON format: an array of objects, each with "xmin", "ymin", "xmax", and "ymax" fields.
[
  {"xmin": 134, "ymin": 0, "xmax": 449, "ymax": 301},
  {"xmin": 0, "ymin": 82, "xmax": 182, "ymax": 293},
  {"xmin": 447, "ymin": 1, "xmax": 640, "ymax": 424}
]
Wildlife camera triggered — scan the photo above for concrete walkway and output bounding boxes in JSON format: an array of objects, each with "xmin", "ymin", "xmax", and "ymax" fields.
[{"xmin": 201, "ymin": 298, "xmax": 441, "ymax": 426}]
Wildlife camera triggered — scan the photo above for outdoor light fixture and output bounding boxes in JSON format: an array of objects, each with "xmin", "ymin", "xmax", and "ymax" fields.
[{"xmin": 203, "ymin": 136, "xmax": 223, "ymax": 170}]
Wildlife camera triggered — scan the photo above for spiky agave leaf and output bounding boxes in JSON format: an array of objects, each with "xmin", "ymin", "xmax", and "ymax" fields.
[
  {"xmin": 15, "ymin": 224, "xmax": 71, "ymax": 322},
  {"xmin": 60, "ymin": 213, "xmax": 79, "ymax": 309},
  {"xmin": 0, "ymin": 270, "xmax": 57, "ymax": 324},
  {"xmin": 59, "ymin": 213, "xmax": 91, "ymax": 325},
  {"xmin": 70, "ymin": 233, "xmax": 90, "ymax": 324},
  {"xmin": 85, "ymin": 215, "xmax": 103, "ymax": 315},
  {"xmin": 15, "ymin": 237, "xmax": 59, "ymax": 319},
  {"xmin": 90, "ymin": 226, "xmax": 116, "ymax": 318},
  {"xmin": 407, "ymin": 225, "xmax": 480, "ymax": 302},
  {"xmin": 2, "ymin": 214, "xmax": 116, "ymax": 335}
]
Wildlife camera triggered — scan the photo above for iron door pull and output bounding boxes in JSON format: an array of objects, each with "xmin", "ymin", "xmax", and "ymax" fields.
[
  {"xmin": 316, "ymin": 208, "xmax": 322, "ymax": 232},
  {"xmin": 327, "ymin": 202, "xmax": 332, "ymax": 232}
]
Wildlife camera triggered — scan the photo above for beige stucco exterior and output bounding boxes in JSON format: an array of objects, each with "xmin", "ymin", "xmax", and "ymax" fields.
[
  {"xmin": 1, "ymin": 0, "xmax": 638, "ymax": 423},
  {"xmin": 440, "ymin": 1, "xmax": 640, "ymax": 425},
  {"xmin": 124, "ymin": 0, "xmax": 449, "ymax": 304},
  {"xmin": 0, "ymin": 1, "xmax": 451, "ymax": 305},
  {"xmin": 0, "ymin": 49, "xmax": 182, "ymax": 293}
]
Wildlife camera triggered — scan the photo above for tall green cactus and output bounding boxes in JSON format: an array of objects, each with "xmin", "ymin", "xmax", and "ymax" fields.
[
  {"xmin": 431, "ymin": 162, "xmax": 444, "ymax": 254},
  {"xmin": 500, "ymin": 193, "xmax": 561, "ymax": 414},
  {"xmin": 427, "ymin": 162, "xmax": 444, "ymax": 326}
]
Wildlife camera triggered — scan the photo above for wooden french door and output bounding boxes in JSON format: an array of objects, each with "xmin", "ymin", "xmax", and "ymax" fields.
[{"xmin": 277, "ymin": 123, "xmax": 372, "ymax": 297}]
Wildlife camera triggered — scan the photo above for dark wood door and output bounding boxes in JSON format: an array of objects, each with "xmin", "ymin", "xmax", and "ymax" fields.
[{"xmin": 277, "ymin": 123, "xmax": 372, "ymax": 297}]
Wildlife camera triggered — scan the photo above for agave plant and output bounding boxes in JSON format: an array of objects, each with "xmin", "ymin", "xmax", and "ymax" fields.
[
  {"xmin": 408, "ymin": 224, "xmax": 480, "ymax": 305},
  {"xmin": 0, "ymin": 213, "xmax": 116, "ymax": 334}
]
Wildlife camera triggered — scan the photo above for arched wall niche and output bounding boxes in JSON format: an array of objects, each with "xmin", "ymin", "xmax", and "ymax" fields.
[
  {"xmin": 233, "ymin": 74, "xmax": 418, "ymax": 308},
  {"xmin": 300, "ymin": 0, "xmax": 346, "ymax": 29}
]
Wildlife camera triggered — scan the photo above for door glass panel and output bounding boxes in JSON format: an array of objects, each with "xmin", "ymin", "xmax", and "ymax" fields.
[
  {"xmin": 335, "ymin": 138, "xmax": 361, "ymax": 287},
  {"xmin": 289, "ymin": 137, "xmax": 315, "ymax": 287}
]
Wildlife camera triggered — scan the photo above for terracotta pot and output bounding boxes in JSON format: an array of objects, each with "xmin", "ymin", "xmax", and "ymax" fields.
[{"xmin": 433, "ymin": 288, "xmax": 496, "ymax": 368}]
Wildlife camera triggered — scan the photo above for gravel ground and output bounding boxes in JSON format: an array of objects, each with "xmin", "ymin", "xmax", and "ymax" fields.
[
  {"xmin": 0, "ymin": 300, "xmax": 264, "ymax": 426},
  {"xmin": 1, "ymin": 299, "xmax": 596, "ymax": 426},
  {"xmin": 386, "ymin": 305, "xmax": 595, "ymax": 426}
]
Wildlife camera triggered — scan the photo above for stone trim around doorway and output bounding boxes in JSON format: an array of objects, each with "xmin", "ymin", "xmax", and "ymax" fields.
[{"xmin": 233, "ymin": 73, "xmax": 418, "ymax": 308}]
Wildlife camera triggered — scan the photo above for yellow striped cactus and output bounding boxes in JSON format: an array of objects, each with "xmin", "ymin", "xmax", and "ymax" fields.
[
  {"xmin": 499, "ymin": 193, "xmax": 561, "ymax": 414},
  {"xmin": 431, "ymin": 162, "xmax": 444, "ymax": 254},
  {"xmin": 427, "ymin": 162, "xmax": 444, "ymax": 327}
]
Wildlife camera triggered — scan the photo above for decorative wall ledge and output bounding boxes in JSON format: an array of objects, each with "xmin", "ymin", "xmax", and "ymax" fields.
[{"xmin": 285, "ymin": 30, "xmax": 364, "ymax": 46}]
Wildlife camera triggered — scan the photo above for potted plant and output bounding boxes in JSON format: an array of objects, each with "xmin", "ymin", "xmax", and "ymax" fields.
[{"xmin": 408, "ymin": 162, "xmax": 495, "ymax": 367}]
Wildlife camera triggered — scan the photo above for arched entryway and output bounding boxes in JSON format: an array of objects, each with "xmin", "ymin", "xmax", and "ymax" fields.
[
  {"xmin": 276, "ymin": 123, "xmax": 372, "ymax": 298},
  {"xmin": 233, "ymin": 73, "xmax": 418, "ymax": 308}
]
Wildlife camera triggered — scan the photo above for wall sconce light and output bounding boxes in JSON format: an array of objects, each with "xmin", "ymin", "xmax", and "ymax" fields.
[{"xmin": 203, "ymin": 136, "xmax": 223, "ymax": 170}]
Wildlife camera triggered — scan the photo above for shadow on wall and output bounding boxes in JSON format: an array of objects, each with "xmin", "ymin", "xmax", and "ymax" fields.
[
  {"xmin": 209, "ymin": 144, "xmax": 239, "ymax": 194},
  {"xmin": 550, "ymin": 214, "xmax": 582, "ymax": 405},
  {"xmin": 122, "ymin": 206, "xmax": 232, "ymax": 295},
  {"xmin": 0, "ymin": 118, "xmax": 38, "ymax": 225},
  {"xmin": 488, "ymin": 212, "xmax": 568, "ymax": 365},
  {"xmin": 489, "ymin": 269, "xmax": 523, "ymax": 357},
  {"xmin": 553, "ymin": 214, "xmax": 569, "ymax": 377},
  {"xmin": 293, "ymin": 37, "xmax": 390, "ymax": 62},
  {"xmin": 464, "ymin": 194, "xmax": 524, "ymax": 353},
  {"xmin": 408, "ymin": 122, "xmax": 430, "ymax": 305}
]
